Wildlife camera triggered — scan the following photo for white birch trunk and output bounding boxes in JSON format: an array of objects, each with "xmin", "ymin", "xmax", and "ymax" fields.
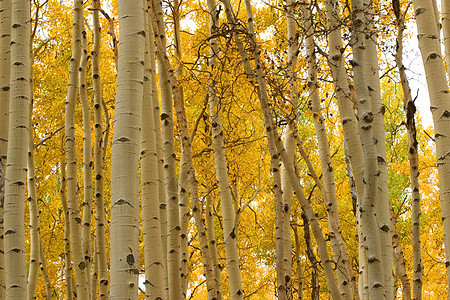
[
  {"xmin": 413, "ymin": 0, "xmax": 450, "ymax": 293},
  {"xmin": 147, "ymin": 6, "xmax": 169, "ymax": 294},
  {"xmin": 110, "ymin": 0, "xmax": 144, "ymax": 298},
  {"xmin": 302, "ymin": 4, "xmax": 355, "ymax": 298},
  {"xmin": 323, "ymin": 1, "xmax": 368, "ymax": 296},
  {"xmin": 4, "ymin": 0, "xmax": 30, "ymax": 297},
  {"xmin": 208, "ymin": 1, "xmax": 246, "ymax": 298},
  {"xmin": 64, "ymin": 1, "xmax": 90, "ymax": 298},
  {"xmin": 395, "ymin": 11, "xmax": 422, "ymax": 298},
  {"xmin": 150, "ymin": 6, "xmax": 220, "ymax": 297},
  {"xmin": 443, "ymin": 0, "xmax": 450, "ymax": 70},
  {"xmin": 142, "ymin": 2, "xmax": 165, "ymax": 298},
  {"xmin": 60, "ymin": 160, "xmax": 75, "ymax": 300},
  {"xmin": 79, "ymin": 23, "xmax": 93, "ymax": 293},
  {"xmin": 91, "ymin": 1, "xmax": 109, "ymax": 298},
  {"xmin": 27, "ymin": 99, "xmax": 39, "ymax": 300},
  {"xmin": 0, "ymin": 0, "xmax": 10, "ymax": 294},
  {"xmin": 39, "ymin": 237, "xmax": 52, "ymax": 300},
  {"xmin": 206, "ymin": 192, "xmax": 223, "ymax": 300},
  {"xmin": 282, "ymin": 0, "xmax": 300, "ymax": 295},
  {"xmin": 150, "ymin": 0, "xmax": 183, "ymax": 297},
  {"xmin": 351, "ymin": 0, "xmax": 385, "ymax": 296}
]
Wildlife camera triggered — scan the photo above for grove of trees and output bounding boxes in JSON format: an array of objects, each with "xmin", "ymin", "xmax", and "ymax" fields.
[{"xmin": 0, "ymin": 0, "xmax": 449, "ymax": 299}]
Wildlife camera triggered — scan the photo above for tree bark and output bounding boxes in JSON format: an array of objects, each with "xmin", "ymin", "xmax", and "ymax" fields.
[
  {"xmin": 394, "ymin": 7, "xmax": 422, "ymax": 298},
  {"xmin": 141, "ymin": 2, "xmax": 165, "ymax": 298},
  {"xmin": 60, "ymin": 160, "xmax": 74, "ymax": 300},
  {"xmin": 151, "ymin": 0, "xmax": 183, "ymax": 297},
  {"xmin": 207, "ymin": 0, "xmax": 245, "ymax": 299},
  {"xmin": 27, "ymin": 96, "xmax": 39, "ymax": 300},
  {"xmin": 150, "ymin": 5, "xmax": 220, "ymax": 298},
  {"xmin": 351, "ymin": 0, "xmax": 385, "ymax": 296},
  {"xmin": 4, "ymin": 0, "xmax": 31, "ymax": 297},
  {"xmin": 302, "ymin": 3, "xmax": 355, "ymax": 298},
  {"xmin": 206, "ymin": 191, "xmax": 223, "ymax": 300},
  {"xmin": 110, "ymin": 0, "xmax": 144, "ymax": 298},
  {"xmin": 0, "ymin": 0, "xmax": 10, "ymax": 295},
  {"xmin": 413, "ymin": 0, "xmax": 450, "ymax": 294},
  {"xmin": 79, "ymin": 22, "xmax": 93, "ymax": 294},
  {"xmin": 91, "ymin": 0, "xmax": 109, "ymax": 298}
]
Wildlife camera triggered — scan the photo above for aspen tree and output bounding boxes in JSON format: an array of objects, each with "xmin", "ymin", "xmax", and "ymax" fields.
[
  {"xmin": 171, "ymin": 0, "xmax": 190, "ymax": 291},
  {"xmin": 151, "ymin": 0, "xmax": 183, "ymax": 297},
  {"xmin": 292, "ymin": 226, "xmax": 303, "ymax": 300},
  {"xmin": 302, "ymin": 4, "xmax": 355, "ymax": 298},
  {"xmin": 91, "ymin": 247, "xmax": 98, "ymax": 300},
  {"xmin": 443, "ymin": 0, "xmax": 450, "ymax": 69},
  {"xmin": 60, "ymin": 160, "xmax": 75, "ymax": 300},
  {"xmin": 146, "ymin": 3, "xmax": 169, "ymax": 294},
  {"xmin": 351, "ymin": 0, "xmax": 385, "ymax": 297},
  {"xmin": 208, "ymin": 0, "xmax": 246, "ymax": 298},
  {"xmin": 413, "ymin": 0, "xmax": 450, "ymax": 293},
  {"xmin": 302, "ymin": 213, "xmax": 320, "ymax": 300},
  {"xmin": 178, "ymin": 155, "xmax": 190, "ymax": 294},
  {"xmin": 110, "ymin": 0, "xmax": 144, "ymax": 298},
  {"xmin": 4, "ymin": 0, "xmax": 31, "ymax": 297},
  {"xmin": 206, "ymin": 192, "xmax": 223, "ymax": 300},
  {"xmin": 219, "ymin": 0, "xmax": 341, "ymax": 297},
  {"xmin": 38, "ymin": 237, "xmax": 52, "ymax": 300},
  {"xmin": 363, "ymin": 4, "xmax": 394, "ymax": 297},
  {"xmin": 150, "ymin": 5, "xmax": 220, "ymax": 298},
  {"xmin": 281, "ymin": 0, "xmax": 299, "ymax": 295},
  {"xmin": 80, "ymin": 22, "xmax": 93, "ymax": 291},
  {"xmin": 394, "ymin": 6, "xmax": 422, "ymax": 298},
  {"xmin": 322, "ymin": 0, "xmax": 369, "ymax": 296},
  {"xmin": 141, "ymin": 2, "xmax": 165, "ymax": 298},
  {"xmin": 280, "ymin": 124, "xmax": 295, "ymax": 297},
  {"xmin": 65, "ymin": 0, "xmax": 90, "ymax": 297},
  {"xmin": 27, "ymin": 94, "xmax": 39, "ymax": 300},
  {"xmin": 91, "ymin": 0, "xmax": 109, "ymax": 298},
  {"xmin": 227, "ymin": 0, "xmax": 340, "ymax": 297},
  {"xmin": 390, "ymin": 204, "xmax": 411, "ymax": 300},
  {"xmin": 0, "ymin": 0, "xmax": 10, "ymax": 294}
]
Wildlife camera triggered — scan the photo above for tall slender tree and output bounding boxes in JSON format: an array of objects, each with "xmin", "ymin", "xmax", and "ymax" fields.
[
  {"xmin": 110, "ymin": 0, "xmax": 145, "ymax": 298},
  {"xmin": 0, "ymin": 0, "xmax": 11, "ymax": 297},
  {"xmin": 91, "ymin": 0, "xmax": 109, "ymax": 298},
  {"xmin": 64, "ymin": 0, "xmax": 90, "ymax": 298},
  {"xmin": 413, "ymin": 0, "xmax": 450, "ymax": 294},
  {"xmin": 4, "ymin": 0, "xmax": 31, "ymax": 297},
  {"xmin": 151, "ymin": 0, "xmax": 183, "ymax": 297},
  {"xmin": 141, "ymin": 1, "xmax": 165, "ymax": 298}
]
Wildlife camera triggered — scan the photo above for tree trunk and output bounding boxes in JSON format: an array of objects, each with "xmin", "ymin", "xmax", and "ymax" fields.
[
  {"xmin": 27, "ymin": 97, "xmax": 39, "ymax": 300},
  {"xmin": 206, "ymin": 191, "xmax": 223, "ymax": 300},
  {"xmin": 64, "ymin": 0, "xmax": 90, "ymax": 298},
  {"xmin": 0, "ymin": 0, "xmax": 10, "ymax": 295},
  {"xmin": 4, "ymin": 0, "xmax": 31, "ymax": 297},
  {"xmin": 413, "ymin": 0, "xmax": 450, "ymax": 294},
  {"xmin": 394, "ymin": 8, "xmax": 422, "ymax": 299},
  {"xmin": 150, "ymin": 5, "xmax": 220, "ymax": 298},
  {"xmin": 351, "ymin": 0, "xmax": 385, "ymax": 296},
  {"xmin": 39, "ymin": 237, "xmax": 53, "ymax": 299},
  {"xmin": 79, "ymin": 22, "xmax": 93, "ymax": 294},
  {"xmin": 323, "ymin": 0, "xmax": 368, "ymax": 296},
  {"xmin": 147, "ymin": 3, "xmax": 169, "ymax": 294},
  {"xmin": 302, "ymin": 3, "xmax": 355, "ymax": 298},
  {"xmin": 141, "ymin": 2, "xmax": 165, "ymax": 298},
  {"xmin": 151, "ymin": 0, "xmax": 183, "ymax": 297},
  {"xmin": 91, "ymin": 0, "xmax": 109, "ymax": 298},
  {"xmin": 282, "ymin": 0, "xmax": 300, "ymax": 296},
  {"xmin": 207, "ymin": 0, "xmax": 245, "ymax": 299},
  {"xmin": 60, "ymin": 160, "xmax": 74, "ymax": 300},
  {"xmin": 110, "ymin": 0, "xmax": 144, "ymax": 298}
]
